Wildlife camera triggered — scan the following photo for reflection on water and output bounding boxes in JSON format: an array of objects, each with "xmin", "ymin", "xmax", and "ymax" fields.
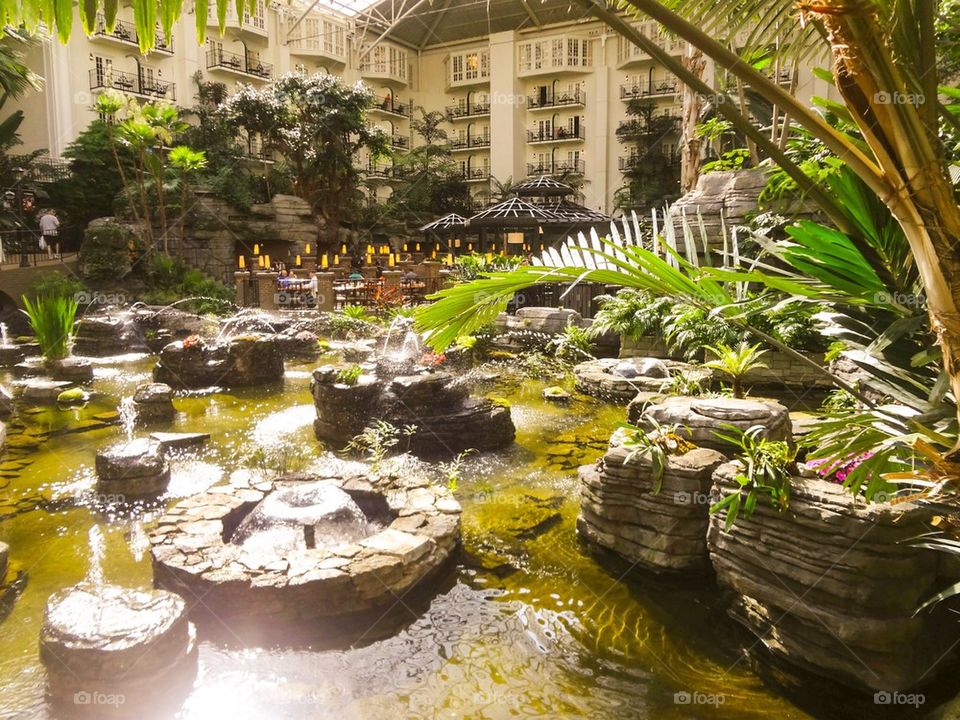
[{"xmin": 0, "ymin": 354, "xmax": 823, "ymax": 720}]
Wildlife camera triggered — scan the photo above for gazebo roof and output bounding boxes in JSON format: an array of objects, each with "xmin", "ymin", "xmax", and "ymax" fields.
[
  {"xmin": 512, "ymin": 176, "xmax": 575, "ymax": 198},
  {"xmin": 468, "ymin": 197, "xmax": 557, "ymax": 228},
  {"xmin": 540, "ymin": 199, "xmax": 612, "ymax": 224},
  {"xmin": 420, "ymin": 213, "xmax": 468, "ymax": 232}
]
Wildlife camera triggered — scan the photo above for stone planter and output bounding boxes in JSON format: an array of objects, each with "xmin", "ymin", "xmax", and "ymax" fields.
[
  {"xmin": 40, "ymin": 583, "xmax": 197, "ymax": 714},
  {"xmin": 311, "ymin": 367, "xmax": 515, "ymax": 457},
  {"xmin": 643, "ymin": 396, "xmax": 790, "ymax": 455},
  {"xmin": 573, "ymin": 357, "xmax": 710, "ymax": 403},
  {"xmin": 154, "ymin": 334, "xmax": 284, "ymax": 388},
  {"xmin": 151, "ymin": 465, "xmax": 460, "ymax": 624},
  {"xmin": 708, "ymin": 463, "xmax": 960, "ymax": 691},
  {"xmin": 578, "ymin": 429, "xmax": 726, "ymax": 571}
]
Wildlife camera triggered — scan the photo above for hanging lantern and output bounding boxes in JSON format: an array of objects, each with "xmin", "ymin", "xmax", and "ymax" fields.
[
  {"xmin": 253, "ymin": 244, "xmax": 260, "ymax": 255},
  {"xmin": 431, "ymin": 250, "xmax": 437, "ymax": 259},
  {"xmin": 295, "ymin": 255, "xmax": 302, "ymax": 266},
  {"xmin": 305, "ymin": 244, "xmax": 311, "ymax": 255},
  {"xmin": 264, "ymin": 254, "xmax": 271, "ymax": 268},
  {"xmin": 321, "ymin": 254, "xmax": 329, "ymax": 269},
  {"xmin": 257, "ymin": 255, "xmax": 264, "ymax": 268},
  {"xmin": 454, "ymin": 238, "xmax": 461, "ymax": 248},
  {"xmin": 415, "ymin": 243, "xmax": 421, "ymax": 252},
  {"xmin": 403, "ymin": 243, "xmax": 408, "ymax": 252},
  {"xmin": 333, "ymin": 254, "xmax": 340, "ymax": 265},
  {"xmin": 238, "ymin": 256, "xmax": 246, "ymax": 269},
  {"xmin": 341, "ymin": 243, "xmax": 347, "ymax": 254},
  {"xmin": 388, "ymin": 253, "xmax": 396, "ymax": 267},
  {"xmin": 467, "ymin": 242, "xmax": 473, "ymax": 251},
  {"xmin": 446, "ymin": 253, "xmax": 453, "ymax": 266}
]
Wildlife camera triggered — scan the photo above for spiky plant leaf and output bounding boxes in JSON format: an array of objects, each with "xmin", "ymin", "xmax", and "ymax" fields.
[{"xmin": 102, "ymin": 0, "xmax": 119, "ymax": 31}]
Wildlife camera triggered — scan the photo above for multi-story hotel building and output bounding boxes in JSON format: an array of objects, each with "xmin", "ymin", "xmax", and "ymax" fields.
[{"xmin": 11, "ymin": 1, "xmax": 838, "ymax": 215}]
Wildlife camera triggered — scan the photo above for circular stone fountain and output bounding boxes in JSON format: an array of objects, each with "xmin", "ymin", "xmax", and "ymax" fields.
[
  {"xmin": 150, "ymin": 464, "xmax": 461, "ymax": 623},
  {"xmin": 40, "ymin": 583, "xmax": 197, "ymax": 714}
]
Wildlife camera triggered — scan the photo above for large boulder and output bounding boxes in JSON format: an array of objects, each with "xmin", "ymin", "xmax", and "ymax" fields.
[
  {"xmin": 708, "ymin": 464, "xmax": 960, "ymax": 691},
  {"xmin": 40, "ymin": 582, "xmax": 197, "ymax": 713},
  {"xmin": 574, "ymin": 357, "xmax": 710, "ymax": 403},
  {"xmin": 73, "ymin": 315, "xmax": 148, "ymax": 357},
  {"xmin": 643, "ymin": 396, "xmax": 790, "ymax": 454},
  {"xmin": 578, "ymin": 429, "xmax": 726, "ymax": 571},
  {"xmin": 14, "ymin": 356, "xmax": 94, "ymax": 384},
  {"xmin": 95, "ymin": 438, "xmax": 170, "ymax": 497},
  {"xmin": 154, "ymin": 334, "xmax": 284, "ymax": 388}
]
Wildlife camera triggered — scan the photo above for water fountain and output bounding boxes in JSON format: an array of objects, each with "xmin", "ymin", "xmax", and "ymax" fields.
[
  {"xmin": 311, "ymin": 317, "xmax": 515, "ymax": 457},
  {"xmin": 0, "ymin": 322, "xmax": 24, "ymax": 367},
  {"xmin": 40, "ymin": 526, "xmax": 197, "ymax": 715},
  {"xmin": 73, "ymin": 309, "xmax": 149, "ymax": 357},
  {"xmin": 150, "ymin": 460, "xmax": 461, "ymax": 625}
]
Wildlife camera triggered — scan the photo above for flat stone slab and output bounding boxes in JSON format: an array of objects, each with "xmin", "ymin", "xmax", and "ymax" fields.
[
  {"xmin": 150, "ymin": 432, "xmax": 210, "ymax": 451},
  {"xmin": 17, "ymin": 379, "xmax": 73, "ymax": 404},
  {"xmin": 645, "ymin": 396, "xmax": 790, "ymax": 454},
  {"xmin": 574, "ymin": 357, "xmax": 711, "ymax": 403},
  {"xmin": 95, "ymin": 439, "xmax": 170, "ymax": 497}
]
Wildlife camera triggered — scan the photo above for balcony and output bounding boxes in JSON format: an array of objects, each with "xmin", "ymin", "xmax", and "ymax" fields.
[
  {"xmin": 237, "ymin": 138, "xmax": 273, "ymax": 163},
  {"xmin": 286, "ymin": 17, "xmax": 347, "ymax": 64},
  {"xmin": 93, "ymin": 17, "xmax": 173, "ymax": 55},
  {"xmin": 527, "ymin": 126, "xmax": 585, "ymax": 144},
  {"xmin": 206, "ymin": 49, "xmax": 272, "ymax": 80},
  {"xmin": 620, "ymin": 153, "xmax": 679, "ymax": 170},
  {"xmin": 390, "ymin": 134, "xmax": 409, "ymax": 151},
  {"xmin": 447, "ymin": 49, "xmax": 491, "ymax": 89},
  {"xmin": 89, "ymin": 68, "xmax": 176, "ymax": 101},
  {"xmin": 458, "ymin": 168, "xmax": 490, "ymax": 183},
  {"xmin": 363, "ymin": 162, "xmax": 405, "ymax": 182},
  {"xmin": 359, "ymin": 44, "xmax": 408, "ymax": 87},
  {"xmin": 207, "ymin": 1, "xmax": 267, "ymax": 37},
  {"xmin": 446, "ymin": 102, "xmax": 490, "ymax": 121},
  {"xmin": 526, "ymin": 160, "xmax": 585, "ymax": 176},
  {"xmin": 765, "ymin": 67, "xmax": 794, "ymax": 85},
  {"xmin": 617, "ymin": 114, "xmax": 681, "ymax": 137},
  {"xmin": 450, "ymin": 134, "xmax": 491, "ymax": 152},
  {"xmin": 620, "ymin": 78, "xmax": 680, "ymax": 99},
  {"xmin": 370, "ymin": 97, "xmax": 411, "ymax": 119},
  {"xmin": 527, "ymin": 89, "xmax": 585, "ymax": 111}
]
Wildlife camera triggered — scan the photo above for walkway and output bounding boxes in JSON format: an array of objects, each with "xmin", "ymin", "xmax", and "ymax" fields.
[{"xmin": 0, "ymin": 253, "xmax": 81, "ymax": 307}]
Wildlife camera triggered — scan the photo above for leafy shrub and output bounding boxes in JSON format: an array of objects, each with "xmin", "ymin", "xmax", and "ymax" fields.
[
  {"xmin": 31, "ymin": 274, "xmax": 86, "ymax": 301},
  {"xmin": 21, "ymin": 293, "xmax": 78, "ymax": 361},
  {"xmin": 453, "ymin": 253, "xmax": 523, "ymax": 282},
  {"xmin": 341, "ymin": 305, "xmax": 374, "ymax": 323},
  {"xmin": 552, "ymin": 323, "xmax": 595, "ymax": 362},
  {"xmin": 704, "ymin": 342, "xmax": 768, "ymax": 398},
  {"xmin": 79, "ymin": 219, "xmax": 136, "ymax": 283},
  {"xmin": 140, "ymin": 254, "xmax": 234, "ymax": 315},
  {"xmin": 335, "ymin": 365, "xmax": 363, "ymax": 385}
]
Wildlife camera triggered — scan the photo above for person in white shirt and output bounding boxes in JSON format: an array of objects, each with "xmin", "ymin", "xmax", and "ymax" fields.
[{"xmin": 38, "ymin": 210, "xmax": 59, "ymax": 259}]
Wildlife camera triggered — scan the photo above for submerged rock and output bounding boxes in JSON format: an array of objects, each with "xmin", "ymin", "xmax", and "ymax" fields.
[
  {"xmin": 14, "ymin": 356, "xmax": 94, "ymax": 383},
  {"xmin": 149, "ymin": 432, "xmax": 209, "ymax": 451},
  {"xmin": 40, "ymin": 582, "xmax": 197, "ymax": 714},
  {"xmin": 542, "ymin": 386, "xmax": 571, "ymax": 401},
  {"xmin": 95, "ymin": 439, "xmax": 170, "ymax": 497}
]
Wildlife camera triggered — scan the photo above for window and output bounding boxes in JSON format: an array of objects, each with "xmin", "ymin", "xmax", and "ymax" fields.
[
  {"xmin": 452, "ymin": 54, "xmax": 464, "ymax": 82},
  {"xmin": 551, "ymin": 39, "xmax": 564, "ymax": 68}
]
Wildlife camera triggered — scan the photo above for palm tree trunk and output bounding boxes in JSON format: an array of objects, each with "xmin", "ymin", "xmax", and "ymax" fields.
[{"xmin": 680, "ymin": 44, "xmax": 704, "ymax": 193}]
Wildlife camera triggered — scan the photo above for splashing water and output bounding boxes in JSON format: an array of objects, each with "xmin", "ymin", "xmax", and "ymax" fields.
[
  {"xmin": 118, "ymin": 397, "xmax": 136, "ymax": 442},
  {"xmin": 216, "ymin": 308, "xmax": 278, "ymax": 342},
  {"xmin": 0, "ymin": 322, "xmax": 8, "ymax": 346},
  {"xmin": 86, "ymin": 525, "xmax": 105, "ymax": 587},
  {"xmin": 381, "ymin": 315, "xmax": 422, "ymax": 363}
]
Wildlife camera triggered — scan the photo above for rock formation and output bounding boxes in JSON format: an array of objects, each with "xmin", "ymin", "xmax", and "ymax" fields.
[{"xmin": 154, "ymin": 334, "xmax": 284, "ymax": 388}]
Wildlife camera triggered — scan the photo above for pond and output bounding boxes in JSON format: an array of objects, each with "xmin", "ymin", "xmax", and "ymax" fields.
[{"xmin": 0, "ymin": 352, "xmax": 849, "ymax": 719}]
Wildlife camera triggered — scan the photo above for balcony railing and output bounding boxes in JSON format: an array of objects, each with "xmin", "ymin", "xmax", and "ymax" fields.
[
  {"xmin": 617, "ymin": 114, "xmax": 681, "ymax": 135},
  {"xmin": 390, "ymin": 134, "xmax": 409, "ymax": 150},
  {"xmin": 450, "ymin": 134, "xmax": 491, "ymax": 150},
  {"xmin": 527, "ymin": 90, "xmax": 585, "ymax": 110},
  {"xmin": 94, "ymin": 16, "xmax": 173, "ymax": 54},
  {"xmin": 445, "ymin": 103, "xmax": 491, "ymax": 120},
  {"xmin": 619, "ymin": 152, "xmax": 680, "ymax": 170},
  {"xmin": 205, "ymin": 49, "xmax": 272, "ymax": 80},
  {"xmin": 620, "ymin": 78, "xmax": 680, "ymax": 100},
  {"xmin": 371, "ymin": 97, "xmax": 411, "ymax": 118},
  {"xmin": 458, "ymin": 168, "xmax": 490, "ymax": 181},
  {"xmin": 89, "ymin": 68, "xmax": 176, "ymax": 101},
  {"xmin": 527, "ymin": 126, "xmax": 585, "ymax": 143},
  {"xmin": 526, "ymin": 160, "xmax": 585, "ymax": 176},
  {"xmin": 364, "ymin": 162, "xmax": 407, "ymax": 180}
]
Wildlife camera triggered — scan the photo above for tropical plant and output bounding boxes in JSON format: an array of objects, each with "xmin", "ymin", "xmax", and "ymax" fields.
[
  {"xmin": 21, "ymin": 293, "xmax": 78, "ymax": 361},
  {"xmin": 704, "ymin": 342, "xmax": 768, "ymax": 398},
  {"xmin": 615, "ymin": 98, "xmax": 682, "ymax": 210},
  {"xmin": 220, "ymin": 74, "xmax": 388, "ymax": 256},
  {"xmin": 345, "ymin": 420, "xmax": 415, "ymax": 471},
  {"xmin": 340, "ymin": 305, "xmax": 374, "ymax": 323},
  {"xmin": 140, "ymin": 254, "xmax": 234, "ymax": 314},
  {"xmin": 168, "ymin": 145, "xmax": 207, "ymax": 241},
  {"xmin": 618, "ymin": 418, "xmax": 696, "ymax": 493},
  {"xmin": 439, "ymin": 448, "xmax": 475, "ymax": 491},
  {"xmin": 552, "ymin": 323, "xmax": 595, "ymax": 362},
  {"xmin": 711, "ymin": 424, "xmax": 797, "ymax": 529},
  {"xmin": 334, "ymin": 365, "xmax": 363, "ymax": 386}
]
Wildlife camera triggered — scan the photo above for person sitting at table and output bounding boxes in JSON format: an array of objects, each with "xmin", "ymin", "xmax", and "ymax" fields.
[
  {"xmin": 402, "ymin": 269, "xmax": 418, "ymax": 282},
  {"xmin": 277, "ymin": 269, "xmax": 290, "ymax": 289},
  {"xmin": 348, "ymin": 269, "xmax": 364, "ymax": 280}
]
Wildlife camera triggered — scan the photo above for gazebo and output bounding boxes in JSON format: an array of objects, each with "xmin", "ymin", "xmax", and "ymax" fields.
[
  {"xmin": 420, "ymin": 212, "xmax": 470, "ymax": 256},
  {"xmin": 466, "ymin": 197, "xmax": 558, "ymax": 255}
]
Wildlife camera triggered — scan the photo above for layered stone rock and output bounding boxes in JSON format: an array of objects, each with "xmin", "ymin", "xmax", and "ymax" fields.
[
  {"xmin": 40, "ymin": 582, "xmax": 197, "ymax": 713},
  {"xmin": 150, "ymin": 464, "xmax": 461, "ymax": 623},
  {"xmin": 0, "ymin": 384, "xmax": 12, "ymax": 417},
  {"xmin": 17, "ymin": 379, "xmax": 73, "ymax": 404},
  {"xmin": 73, "ymin": 315, "xmax": 148, "ymax": 357},
  {"xmin": 132, "ymin": 383, "xmax": 175, "ymax": 423},
  {"xmin": 274, "ymin": 328, "xmax": 321, "ymax": 361},
  {"xmin": 14, "ymin": 356, "xmax": 94, "ymax": 383},
  {"xmin": 0, "ymin": 344, "xmax": 24, "ymax": 367},
  {"xmin": 95, "ymin": 439, "xmax": 170, "ymax": 497},
  {"xmin": 644, "ymin": 396, "xmax": 790, "ymax": 454},
  {"xmin": 154, "ymin": 334, "xmax": 284, "ymax": 388},
  {"xmin": 131, "ymin": 307, "xmax": 210, "ymax": 354},
  {"xmin": 493, "ymin": 307, "xmax": 583, "ymax": 351},
  {"xmin": 574, "ymin": 357, "xmax": 710, "ymax": 403},
  {"xmin": 312, "ymin": 368, "xmax": 515, "ymax": 457},
  {"xmin": 578, "ymin": 430, "xmax": 726, "ymax": 571},
  {"xmin": 708, "ymin": 464, "xmax": 959, "ymax": 691}
]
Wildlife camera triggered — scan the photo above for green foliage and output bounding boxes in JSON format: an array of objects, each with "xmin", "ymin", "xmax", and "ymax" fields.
[
  {"xmin": 552, "ymin": 323, "xmax": 595, "ymax": 362},
  {"xmin": 244, "ymin": 441, "xmax": 312, "ymax": 476},
  {"xmin": 334, "ymin": 365, "xmax": 363, "ymax": 386},
  {"xmin": 615, "ymin": 98, "xmax": 681, "ymax": 211},
  {"xmin": 30, "ymin": 273, "xmax": 85, "ymax": 300},
  {"xmin": 453, "ymin": 253, "xmax": 523, "ymax": 282},
  {"xmin": 345, "ymin": 420, "xmax": 416, "ymax": 471},
  {"xmin": 341, "ymin": 305, "xmax": 374, "ymax": 323},
  {"xmin": 701, "ymin": 148, "xmax": 752, "ymax": 173},
  {"xmin": 79, "ymin": 220, "xmax": 136, "ymax": 283},
  {"xmin": 618, "ymin": 418, "xmax": 696, "ymax": 493},
  {"xmin": 21, "ymin": 293, "xmax": 78, "ymax": 361},
  {"xmin": 710, "ymin": 425, "xmax": 796, "ymax": 529},
  {"xmin": 140, "ymin": 254, "xmax": 234, "ymax": 314},
  {"xmin": 438, "ymin": 448, "xmax": 475, "ymax": 491},
  {"xmin": 704, "ymin": 342, "xmax": 768, "ymax": 398},
  {"xmin": 820, "ymin": 387, "xmax": 859, "ymax": 414}
]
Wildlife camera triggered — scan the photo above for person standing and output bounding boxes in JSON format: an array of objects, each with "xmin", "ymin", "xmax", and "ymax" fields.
[{"xmin": 38, "ymin": 209, "xmax": 59, "ymax": 259}]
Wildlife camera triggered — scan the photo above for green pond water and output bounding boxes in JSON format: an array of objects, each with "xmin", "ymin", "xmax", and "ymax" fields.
[{"xmin": 0, "ymin": 353, "xmax": 844, "ymax": 719}]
